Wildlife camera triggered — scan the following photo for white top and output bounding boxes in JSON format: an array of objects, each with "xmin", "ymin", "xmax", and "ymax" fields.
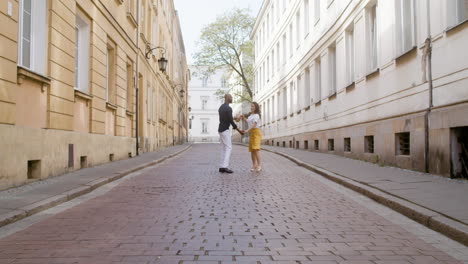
[{"xmin": 247, "ymin": 114, "xmax": 261, "ymax": 128}]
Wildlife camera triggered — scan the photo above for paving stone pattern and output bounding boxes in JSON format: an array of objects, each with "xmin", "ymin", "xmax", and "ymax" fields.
[{"xmin": 0, "ymin": 144, "xmax": 463, "ymax": 264}]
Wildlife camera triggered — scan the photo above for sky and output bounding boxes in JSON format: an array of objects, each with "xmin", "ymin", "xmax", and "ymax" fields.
[{"xmin": 174, "ymin": 0, "xmax": 263, "ymax": 65}]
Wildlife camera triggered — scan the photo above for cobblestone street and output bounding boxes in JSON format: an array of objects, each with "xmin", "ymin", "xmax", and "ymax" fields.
[{"xmin": 0, "ymin": 144, "xmax": 466, "ymax": 264}]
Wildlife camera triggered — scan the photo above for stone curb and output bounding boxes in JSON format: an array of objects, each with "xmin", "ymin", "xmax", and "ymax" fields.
[
  {"xmin": 0, "ymin": 145, "xmax": 192, "ymax": 228},
  {"xmin": 244, "ymin": 144, "xmax": 468, "ymax": 246}
]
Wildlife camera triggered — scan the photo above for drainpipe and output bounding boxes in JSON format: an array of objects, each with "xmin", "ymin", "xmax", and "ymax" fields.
[
  {"xmin": 135, "ymin": 0, "xmax": 140, "ymax": 156},
  {"xmin": 424, "ymin": 1, "xmax": 433, "ymax": 173}
]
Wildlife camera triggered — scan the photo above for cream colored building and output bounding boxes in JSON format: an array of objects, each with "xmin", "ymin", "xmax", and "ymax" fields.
[
  {"xmin": 0, "ymin": 0, "xmax": 188, "ymax": 190},
  {"xmin": 252, "ymin": 0, "xmax": 468, "ymax": 178}
]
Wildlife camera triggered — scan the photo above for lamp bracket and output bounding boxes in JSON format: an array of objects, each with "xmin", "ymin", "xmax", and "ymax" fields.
[{"xmin": 145, "ymin": 45, "xmax": 166, "ymax": 59}]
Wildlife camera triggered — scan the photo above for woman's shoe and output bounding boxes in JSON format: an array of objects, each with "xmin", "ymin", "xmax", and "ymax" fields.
[
  {"xmin": 250, "ymin": 167, "xmax": 256, "ymax": 172},
  {"xmin": 255, "ymin": 167, "xmax": 262, "ymax": 172}
]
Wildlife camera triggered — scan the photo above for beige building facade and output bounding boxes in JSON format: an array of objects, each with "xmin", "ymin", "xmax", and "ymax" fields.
[
  {"xmin": 252, "ymin": 0, "xmax": 468, "ymax": 178},
  {"xmin": 0, "ymin": 0, "xmax": 188, "ymax": 190}
]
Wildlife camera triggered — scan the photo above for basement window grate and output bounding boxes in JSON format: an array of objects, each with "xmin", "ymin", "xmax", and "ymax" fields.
[
  {"xmin": 328, "ymin": 139, "xmax": 335, "ymax": 151},
  {"xmin": 365, "ymin": 136, "xmax": 374, "ymax": 153},
  {"xmin": 344, "ymin": 138, "xmax": 351, "ymax": 152},
  {"xmin": 396, "ymin": 132, "xmax": 410, "ymax": 156}
]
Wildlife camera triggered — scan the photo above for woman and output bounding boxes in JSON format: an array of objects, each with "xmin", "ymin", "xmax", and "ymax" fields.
[{"xmin": 241, "ymin": 102, "xmax": 262, "ymax": 172}]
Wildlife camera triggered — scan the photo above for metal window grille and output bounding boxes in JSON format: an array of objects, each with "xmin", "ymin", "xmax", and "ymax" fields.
[{"xmin": 365, "ymin": 136, "xmax": 374, "ymax": 153}]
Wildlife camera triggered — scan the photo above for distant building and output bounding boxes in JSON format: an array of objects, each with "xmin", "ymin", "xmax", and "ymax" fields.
[
  {"xmin": 252, "ymin": 0, "xmax": 468, "ymax": 178},
  {"xmin": 188, "ymin": 67, "xmax": 227, "ymax": 142}
]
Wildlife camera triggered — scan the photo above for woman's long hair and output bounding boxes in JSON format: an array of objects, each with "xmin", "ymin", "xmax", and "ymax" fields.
[{"xmin": 251, "ymin": 102, "xmax": 261, "ymax": 119}]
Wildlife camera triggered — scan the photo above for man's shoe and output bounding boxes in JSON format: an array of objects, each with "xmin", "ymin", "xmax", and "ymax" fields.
[
  {"xmin": 219, "ymin": 168, "xmax": 225, "ymax": 173},
  {"xmin": 219, "ymin": 168, "xmax": 233, "ymax": 173}
]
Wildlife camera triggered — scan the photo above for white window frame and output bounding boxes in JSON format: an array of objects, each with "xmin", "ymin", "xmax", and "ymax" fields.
[
  {"xmin": 75, "ymin": 13, "xmax": 90, "ymax": 93},
  {"xmin": 304, "ymin": 0, "xmax": 310, "ymax": 37},
  {"xmin": 366, "ymin": 3, "xmax": 378, "ymax": 72},
  {"xmin": 345, "ymin": 25, "xmax": 355, "ymax": 85},
  {"xmin": 296, "ymin": 11, "xmax": 301, "ymax": 48},
  {"xmin": 271, "ymin": 50, "xmax": 275, "ymax": 77},
  {"xmin": 276, "ymin": 42, "xmax": 280, "ymax": 71},
  {"xmin": 395, "ymin": 0, "xmax": 416, "ymax": 57},
  {"xmin": 447, "ymin": 0, "xmax": 467, "ymax": 29},
  {"xmin": 328, "ymin": 46, "xmax": 336, "ymax": 95},
  {"xmin": 289, "ymin": 23, "xmax": 293, "ymax": 57},
  {"xmin": 304, "ymin": 67, "xmax": 311, "ymax": 107},
  {"xmin": 18, "ymin": 0, "xmax": 46, "ymax": 74},
  {"xmin": 314, "ymin": 0, "xmax": 321, "ymax": 25},
  {"xmin": 315, "ymin": 58, "xmax": 322, "ymax": 101}
]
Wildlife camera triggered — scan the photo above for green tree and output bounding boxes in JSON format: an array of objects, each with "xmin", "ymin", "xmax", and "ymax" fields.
[{"xmin": 193, "ymin": 8, "xmax": 254, "ymax": 103}]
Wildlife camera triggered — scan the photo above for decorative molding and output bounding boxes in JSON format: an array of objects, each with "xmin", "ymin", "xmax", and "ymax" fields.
[
  {"xmin": 17, "ymin": 66, "xmax": 51, "ymax": 93},
  {"xmin": 74, "ymin": 90, "xmax": 93, "ymax": 106},
  {"xmin": 106, "ymin": 102, "xmax": 118, "ymax": 111},
  {"xmin": 126, "ymin": 12, "xmax": 137, "ymax": 28}
]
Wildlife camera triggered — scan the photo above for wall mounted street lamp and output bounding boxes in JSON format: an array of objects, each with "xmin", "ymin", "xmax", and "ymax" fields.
[{"xmin": 145, "ymin": 45, "xmax": 168, "ymax": 72}]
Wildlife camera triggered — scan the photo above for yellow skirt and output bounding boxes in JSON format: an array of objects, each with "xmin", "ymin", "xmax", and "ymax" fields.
[{"xmin": 249, "ymin": 128, "xmax": 262, "ymax": 152}]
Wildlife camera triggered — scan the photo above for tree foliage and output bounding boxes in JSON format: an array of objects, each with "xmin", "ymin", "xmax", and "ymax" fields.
[{"xmin": 193, "ymin": 8, "xmax": 255, "ymax": 103}]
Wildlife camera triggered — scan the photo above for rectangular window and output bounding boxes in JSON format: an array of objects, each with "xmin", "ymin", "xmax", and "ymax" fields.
[
  {"xmin": 314, "ymin": 0, "xmax": 320, "ymax": 25},
  {"xmin": 395, "ymin": 0, "xmax": 415, "ymax": 56},
  {"xmin": 344, "ymin": 137, "xmax": 351, "ymax": 152},
  {"xmin": 267, "ymin": 56, "xmax": 270, "ymax": 82},
  {"xmin": 367, "ymin": 4, "xmax": 378, "ymax": 72},
  {"xmin": 18, "ymin": 0, "xmax": 46, "ymax": 74},
  {"xmin": 147, "ymin": 86, "xmax": 151, "ymax": 121},
  {"xmin": 277, "ymin": 91, "xmax": 281, "ymax": 120},
  {"xmin": 296, "ymin": 11, "xmax": 301, "ymax": 47},
  {"xmin": 328, "ymin": 139, "xmax": 335, "ymax": 151},
  {"xmin": 282, "ymin": 33, "xmax": 287, "ymax": 64},
  {"xmin": 329, "ymin": 46, "xmax": 336, "ymax": 95},
  {"xmin": 304, "ymin": 0, "xmax": 310, "ymax": 36},
  {"xmin": 201, "ymin": 96, "xmax": 208, "ymax": 110},
  {"xmin": 152, "ymin": 17, "xmax": 158, "ymax": 54},
  {"xmin": 271, "ymin": 50, "xmax": 275, "ymax": 77},
  {"xmin": 282, "ymin": 87, "xmax": 287, "ymax": 117},
  {"xmin": 448, "ymin": 0, "xmax": 467, "ymax": 28},
  {"xmin": 202, "ymin": 77, "xmax": 208, "ymax": 87},
  {"xmin": 396, "ymin": 132, "xmax": 410, "ymax": 156},
  {"xmin": 315, "ymin": 58, "xmax": 322, "ymax": 101},
  {"xmin": 289, "ymin": 82, "xmax": 294, "ymax": 114},
  {"xmin": 126, "ymin": 61, "xmax": 134, "ymax": 110},
  {"xmin": 296, "ymin": 75, "xmax": 302, "ymax": 111},
  {"xmin": 75, "ymin": 12, "xmax": 90, "ymax": 93},
  {"xmin": 106, "ymin": 40, "xmax": 116, "ymax": 104},
  {"xmin": 346, "ymin": 25, "xmax": 354, "ymax": 84},
  {"xmin": 314, "ymin": 139, "xmax": 319, "ymax": 150},
  {"xmin": 365, "ymin": 135, "xmax": 374, "ymax": 153},
  {"xmin": 289, "ymin": 23, "xmax": 293, "ymax": 57},
  {"xmin": 267, "ymin": 99, "xmax": 270, "ymax": 123},
  {"xmin": 201, "ymin": 119, "xmax": 208, "ymax": 134},
  {"xmin": 276, "ymin": 42, "xmax": 280, "ymax": 71},
  {"xmin": 304, "ymin": 67, "xmax": 311, "ymax": 107}
]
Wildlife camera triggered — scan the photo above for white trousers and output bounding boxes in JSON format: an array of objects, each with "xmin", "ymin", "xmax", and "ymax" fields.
[{"xmin": 219, "ymin": 130, "xmax": 232, "ymax": 168}]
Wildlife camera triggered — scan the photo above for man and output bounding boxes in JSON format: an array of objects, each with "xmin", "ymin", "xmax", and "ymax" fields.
[{"xmin": 218, "ymin": 94, "xmax": 243, "ymax": 173}]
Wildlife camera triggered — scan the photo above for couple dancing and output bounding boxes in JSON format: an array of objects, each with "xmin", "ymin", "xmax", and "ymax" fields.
[{"xmin": 218, "ymin": 94, "xmax": 262, "ymax": 173}]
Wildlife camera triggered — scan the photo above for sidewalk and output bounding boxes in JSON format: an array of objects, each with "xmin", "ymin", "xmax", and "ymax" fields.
[
  {"xmin": 257, "ymin": 144, "xmax": 468, "ymax": 246},
  {"xmin": 0, "ymin": 144, "xmax": 191, "ymax": 228}
]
